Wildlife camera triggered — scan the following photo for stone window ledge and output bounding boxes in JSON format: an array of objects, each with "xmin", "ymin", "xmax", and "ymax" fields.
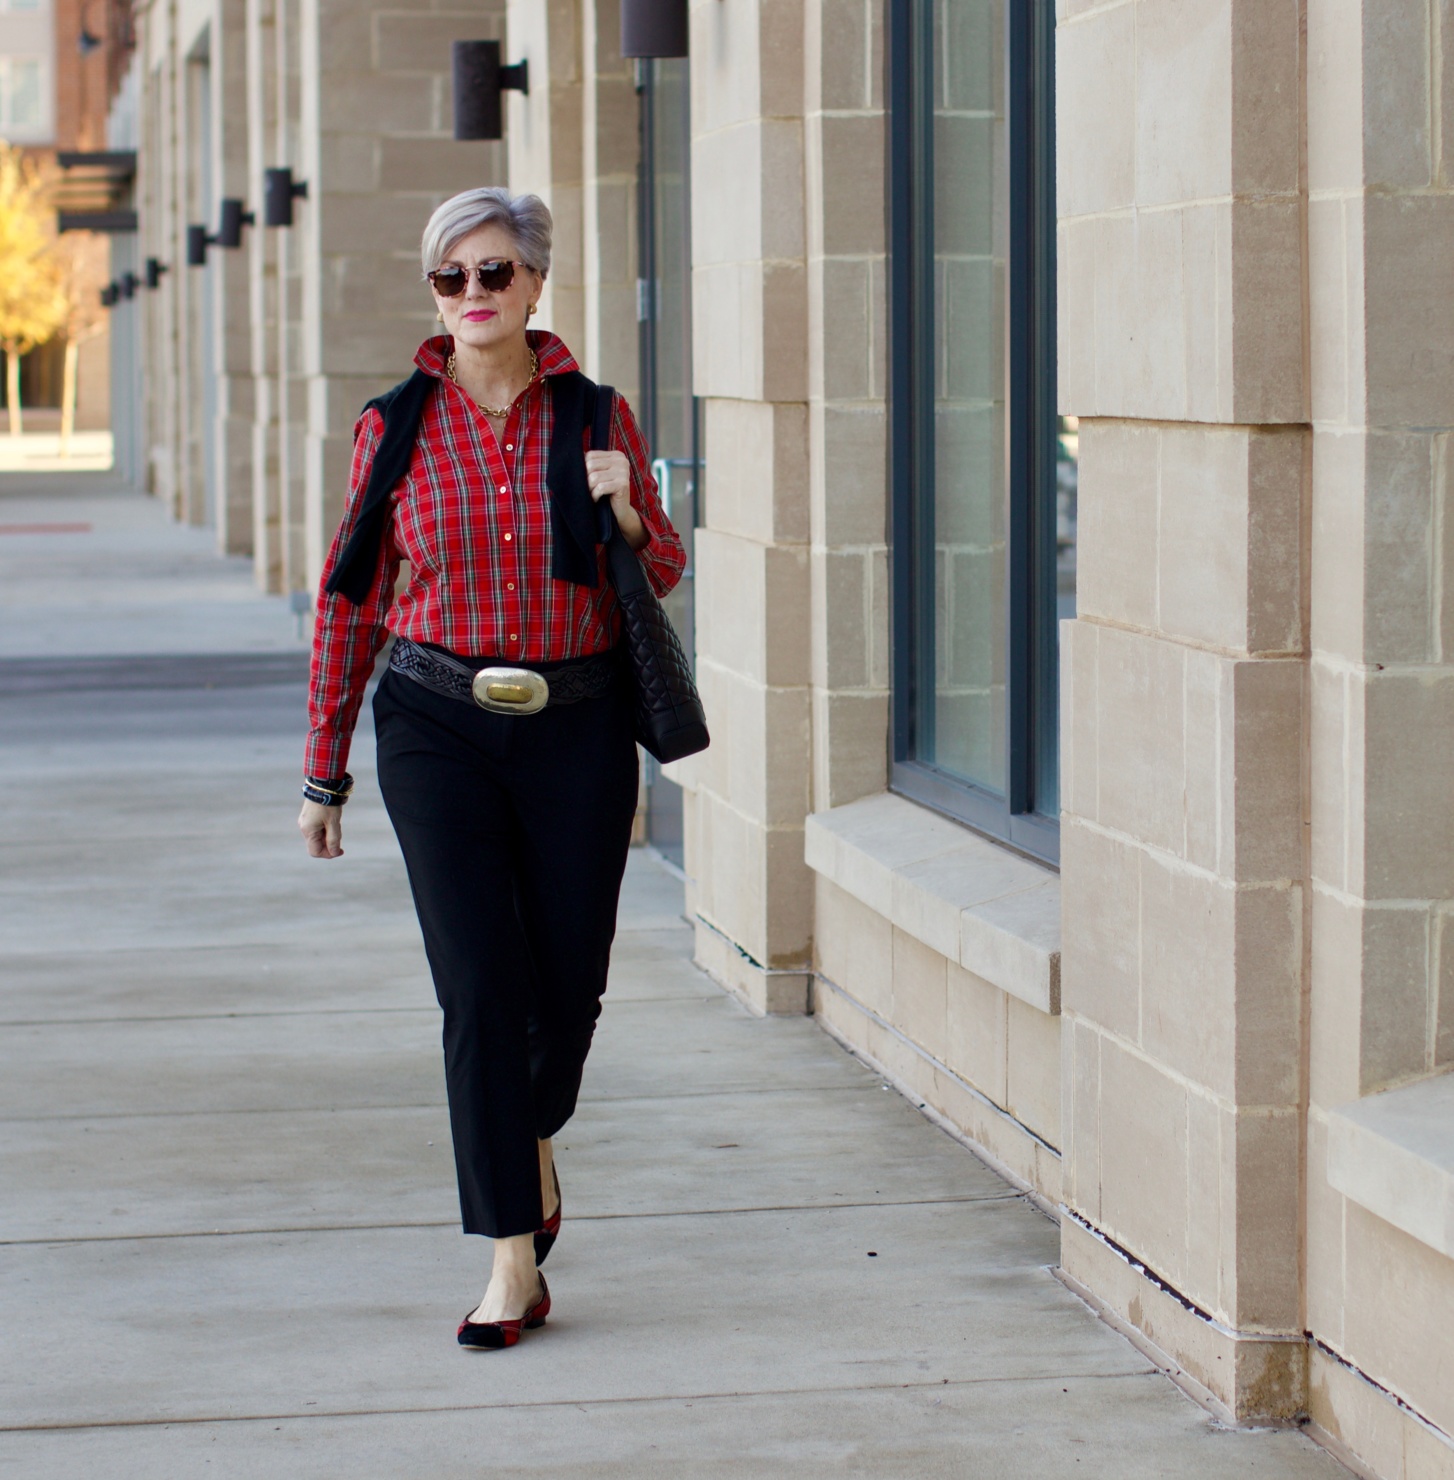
[
  {"xmin": 1327, "ymin": 1071, "xmax": 1454, "ymax": 1260},
  {"xmin": 804, "ymin": 792, "xmax": 1060, "ymax": 1015}
]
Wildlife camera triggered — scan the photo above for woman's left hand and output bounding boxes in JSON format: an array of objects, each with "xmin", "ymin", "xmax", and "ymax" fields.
[{"xmin": 585, "ymin": 449, "xmax": 648, "ymax": 551}]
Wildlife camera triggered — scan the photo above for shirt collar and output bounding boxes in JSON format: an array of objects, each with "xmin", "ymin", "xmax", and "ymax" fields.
[{"xmin": 414, "ymin": 329, "xmax": 580, "ymax": 380}]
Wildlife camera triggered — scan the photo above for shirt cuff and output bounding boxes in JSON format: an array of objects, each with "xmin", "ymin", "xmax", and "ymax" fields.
[{"xmin": 304, "ymin": 731, "xmax": 352, "ymax": 782}]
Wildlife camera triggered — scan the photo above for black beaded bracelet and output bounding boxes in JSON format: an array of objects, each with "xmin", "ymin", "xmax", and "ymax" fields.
[{"xmin": 301, "ymin": 772, "xmax": 354, "ymax": 807}]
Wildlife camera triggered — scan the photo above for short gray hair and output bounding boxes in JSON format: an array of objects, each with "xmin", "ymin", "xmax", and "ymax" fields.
[{"xmin": 420, "ymin": 188, "xmax": 553, "ymax": 278}]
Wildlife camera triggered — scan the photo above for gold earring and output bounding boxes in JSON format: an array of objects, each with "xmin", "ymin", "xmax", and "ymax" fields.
[
  {"xmin": 528, "ymin": 303, "xmax": 538, "ymax": 317},
  {"xmin": 436, "ymin": 309, "xmax": 444, "ymax": 322}
]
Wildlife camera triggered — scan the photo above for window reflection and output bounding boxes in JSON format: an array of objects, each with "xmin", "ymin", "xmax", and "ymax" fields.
[
  {"xmin": 1057, "ymin": 413, "xmax": 1078, "ymax": 622},
  {"xmin": 927, "ymin": 0, "xmax": 1006, "ymax": 797}
]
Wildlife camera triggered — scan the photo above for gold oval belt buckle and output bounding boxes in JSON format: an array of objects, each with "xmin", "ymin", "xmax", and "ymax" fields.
[{"xmin": 470, "ymin": 666, "xmax": 550, "ymax": 715}]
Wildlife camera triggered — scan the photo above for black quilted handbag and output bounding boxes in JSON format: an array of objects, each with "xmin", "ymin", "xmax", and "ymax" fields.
[{"xmin": 591, "ymin": 387, "xmax": 710, "ymax": 764}]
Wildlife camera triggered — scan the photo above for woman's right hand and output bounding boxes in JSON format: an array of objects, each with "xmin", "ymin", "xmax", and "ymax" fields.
[{"xmin": 299, "ymin": 799, "xmax": 344, "ymax": 859}]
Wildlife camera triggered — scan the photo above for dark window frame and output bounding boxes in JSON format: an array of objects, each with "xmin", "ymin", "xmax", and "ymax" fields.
[
  {"xmin": 636, "ymin": 55, "xmax": 701, "ymax": 868},
  {"xmin": 886, "ymin": 0, "xmax": 1061, "ymax": 866}
]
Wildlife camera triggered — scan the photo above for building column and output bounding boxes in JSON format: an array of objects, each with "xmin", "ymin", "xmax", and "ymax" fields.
[
  {"xmin": 211, "ymin": 0, "xmax": 253, "ymax": 554},
  {"xmin": 179, "ymin": 30, "xmax": 212, "ymax": 526},
  {"xmin": 506, "ymin": 0, "xmax": 585, "ymax": 355},
  {"xmin": 136, "ymin": 38, "xmax": 165, "ymax": 499},
  {"xmin": 1056, "ymin": 0, "xmax": 1310, "ymax": 1421},
  {"xmin": 676, "ymin": 0, "xmax": 812, "ymax": 1013},
  {"xmin": 804, "ymin": 0, "xmax": 887, "ymax": 816},
  {"xmin": 278, "ymin": 0, "xmax": 309, "ymax": 594},
  {"xmin": 141, "ymin": 16, "xmax": 184, "ymax": 512},
  {"xmin": 1303, "ymin": 2, "xmax": 1454, "ymax": 1465},
  {"xmin": 580, "ymin": 0, "xmax": 638, "ymax": 397},
  {"xmin": 246, "ymin": 0, "xmax": 282, "ymax": 590}
]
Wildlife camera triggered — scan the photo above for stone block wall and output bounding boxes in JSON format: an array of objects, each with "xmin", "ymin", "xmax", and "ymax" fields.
[
  {"xmin": 134, "ymin": 0, "xmax": 507, "ymax": 587},
  {"xmin": 506, "ymin": 0, "xmax": 585, "ymax": 357},
  {"xmin": 1302, "ymin": 2, "xmax": 1454, "ymax": 1469},
  {"xmin": 136, "ymin": 3, "xmax": 206, "ymax": 524},
  {"xmin": 246, "ymin": 0, "xmax": 282, "ymax": 588},
  {"xmin": 580, "ymin": 0, "xmax": 639, "ymax": 395},
  {"xmin": 680, "ymin": 0, "xmax": 816, "ymax": 1011},
  {"xmin": 213, "ymin": 0, "xmax": 252, "ymax": 556},
  {"xmin": 1056, "ymin": 0, "xmax": 1313, "ymax": 1422},
  {"xmin": 805, "ymin": 0, "xmax": 887, "ymax": 814}
]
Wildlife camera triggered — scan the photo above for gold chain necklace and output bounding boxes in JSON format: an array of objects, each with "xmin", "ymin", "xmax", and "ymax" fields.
[{"xmin": 446, "ymin": 347, "xmax": 539, "ymax": 418}]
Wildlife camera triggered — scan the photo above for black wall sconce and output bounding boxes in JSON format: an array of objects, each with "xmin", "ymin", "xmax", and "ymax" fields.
[
  {"xmin": 452, "ymin": 40, "xmax": 529, "ymax": 141},
  {"xmin": 119, "ymin": 271, "xmax": 139, "ymax": 298},
  {"xmin": 216, "ymin": 198, "xmax": 255, "ymax": 248},
  {"xmin": 263, "ymin": 167, "xmax": 309, "ymax": 227},
  {"xmin": 621, "ymin": 0, "xmax": 688, "ymax": 57},
  {"xmin": 145, "ymin": 257, "xmax": 169, "ymax": 288},
  {"xmin": 186, "ymin": 223, "xmax": 214, "ymax": 265},
  {"xmin": 100, "ymin": 283, "xmax": 118, "ymax": 308},
  {"xmin": 77, "ymin": 0, "xmax": 104, "ymax": 55}
]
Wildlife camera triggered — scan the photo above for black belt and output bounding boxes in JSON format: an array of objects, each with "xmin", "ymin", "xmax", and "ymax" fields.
[{"xmin": 388, "ymin": 638, "xmax": 617, "ymax": 714}]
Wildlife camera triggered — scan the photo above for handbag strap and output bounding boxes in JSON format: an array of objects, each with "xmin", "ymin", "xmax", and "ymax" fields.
[
  {"xmin": 587, "ymin": 384, "xmax": 651, "ymax": 601},
  {"xmin": 590, "ymin": 383, "xmax": 616, "ymax": 546},
  {"xmin": 590, "ymin": 383, "xmax": 615, "ymax": 452}
]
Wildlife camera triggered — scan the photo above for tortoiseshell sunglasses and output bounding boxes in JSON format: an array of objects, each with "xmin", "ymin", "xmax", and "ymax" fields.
[{"xmin": 427, "ymin": 260, "xmax": 529, "ymax": 296}]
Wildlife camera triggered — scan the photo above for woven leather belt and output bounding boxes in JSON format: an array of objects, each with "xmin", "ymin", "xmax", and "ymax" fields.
[{"xmin": 389, "ymin": 637, "xmax": 617, "ymax": 714}]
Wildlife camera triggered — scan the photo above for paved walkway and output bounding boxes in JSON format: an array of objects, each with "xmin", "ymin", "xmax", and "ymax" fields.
[{"xmin": 0, "ymin": 470, "xmax": 1350, "ymax": 1477}]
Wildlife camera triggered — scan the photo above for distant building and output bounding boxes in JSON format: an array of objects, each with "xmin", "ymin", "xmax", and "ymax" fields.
[
  {"xmin": 0, "ymin": 0, "xmax": 50, "ymax": 146},
  {"xmin": 0, "ymin": 0, "xmax": 130, "ymax": 431},
  {"xmin": 116, "ymin": 6, "xmax": 1454, "ymax": 1478}
]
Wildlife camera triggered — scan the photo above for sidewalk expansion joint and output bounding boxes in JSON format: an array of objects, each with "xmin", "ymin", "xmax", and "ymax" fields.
[
  {"xmin": 0, "ymin": 1006, "xmax": 436, "ymax": 1028},
  {"xmin": 0, "ymin": 1367, "xmax": 1160, "ymax": 1435},
  {"xmin": 0, "ymin": 1195, "xmax": 1025, "ymax": 1246},
  {"xmin": 0, "ymin": 1082, "xmax": 874, "ymax": 1125}
]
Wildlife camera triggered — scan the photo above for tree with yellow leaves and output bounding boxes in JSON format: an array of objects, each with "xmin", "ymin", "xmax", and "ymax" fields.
[{"xmin": 0, "ymin": 143, "xmax": 67, "ymax": 437}]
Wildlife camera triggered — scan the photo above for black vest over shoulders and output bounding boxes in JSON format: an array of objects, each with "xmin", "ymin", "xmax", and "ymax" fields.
[{"xmin": 324, "ymin": 368, "xmax": 607, "ymax": 606}]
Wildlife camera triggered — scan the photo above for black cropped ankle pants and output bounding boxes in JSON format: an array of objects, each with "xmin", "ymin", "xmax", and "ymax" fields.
[{"xmin": 372, "ymin": 659, "xmax": 639, "ymax": 1239}]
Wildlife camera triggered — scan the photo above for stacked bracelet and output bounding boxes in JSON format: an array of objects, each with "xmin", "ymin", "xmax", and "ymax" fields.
[{"xmin": 301, "ymin": 773, "xmax": 354, "ymax": 807}]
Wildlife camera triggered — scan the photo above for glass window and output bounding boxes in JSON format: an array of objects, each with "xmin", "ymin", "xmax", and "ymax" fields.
[
  {"xmin": 9, "ymin": 57, "xmax": 41, "ymax": 128},
  {"xmin": 0, "ymin": 57, "xmax": 45, "ymax": 132},
  {"xmin": 889, "ymin": 0, "xmax": 1071, "ymax": 864},
  {"xmin": 927, "ymin": 0, "xmax": 1005, "ymax": 795}
]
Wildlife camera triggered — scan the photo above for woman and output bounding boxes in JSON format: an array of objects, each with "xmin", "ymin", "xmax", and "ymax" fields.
[{"xmin": 297, "ymin": 187, "xmax": 685, "ymax": 1350}]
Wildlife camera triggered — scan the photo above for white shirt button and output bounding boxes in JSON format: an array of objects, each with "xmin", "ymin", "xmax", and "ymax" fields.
[
  {"xmin": 498, "ymin": 484, "xmax": 508, "ymax": 494},
  {"xmin": 509, "ymin": 634, "xmax": 518, "ymax": 642},
  {"xmin": 504, "ymin": 532, "xmax": 512, "ymax": 542},
  {"xmin": 505, "ymin": 443, "xmax": 514, "ymax": 452},
  {"xmin": 506, "ymin": 582, "xmax": 515, "ymax": 591}
]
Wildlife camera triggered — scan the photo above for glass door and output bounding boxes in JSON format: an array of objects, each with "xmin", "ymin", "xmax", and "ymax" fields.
[{"xmin": 637, "ymin": 56, "xmax": 699, "ymax": 868}]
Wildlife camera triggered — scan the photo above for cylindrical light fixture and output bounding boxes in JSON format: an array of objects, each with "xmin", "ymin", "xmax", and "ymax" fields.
[
  {"xmin": 119, "ymin": 271, "xmax": 139, "ymax": 298},
  {"xmin": 452, "ymin": 39, "xmax": 529, "ymax": 141},
  {"xmin": 145, "ymin": 257, "xmax": 169, "ymax": 289},
  {"xmin": 186, "ymin": 224, "xmax": 210, "ymax": 265},
  {"xmin": 263, "ymin": 167, "xmax": 309, "ymax": 227},
  {"xmin": 621, "ymin": 0, "xmax": 688, "ymax": 57},
  {"xmin": 100, "ymin": 283, "xmax": 118, "ymax": 307},
  {"xmin": 215, "ymin": 197, "xmax": 255, "ymax": 249}
]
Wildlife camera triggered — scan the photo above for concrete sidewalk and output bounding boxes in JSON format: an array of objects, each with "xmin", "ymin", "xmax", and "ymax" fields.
[{"xmin": 0, "ymin": 472, "xmax": 1350, "ymax": 1477}]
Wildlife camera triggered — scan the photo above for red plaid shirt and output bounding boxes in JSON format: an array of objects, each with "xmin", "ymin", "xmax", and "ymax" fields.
[{"xmin": 305, "ymin": 331, "xmax": 685, "ymax": 778}]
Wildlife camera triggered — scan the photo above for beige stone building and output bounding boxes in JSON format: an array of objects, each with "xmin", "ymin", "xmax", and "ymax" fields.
[
  {"xmin": 116, "ymin": 1, "xmax": 1454, "ymax": 1474},
  {"xmin": 1, "ymin": 0, "xmax": 125, "ymax": 433}
]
